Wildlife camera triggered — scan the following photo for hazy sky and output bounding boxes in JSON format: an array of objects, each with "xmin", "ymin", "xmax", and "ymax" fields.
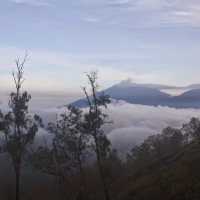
[{"xmin": 0, "ymin": 0, "xmax": 200, "ymax": 92}]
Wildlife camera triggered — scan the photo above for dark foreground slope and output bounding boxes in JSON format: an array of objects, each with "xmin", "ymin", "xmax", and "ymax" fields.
[
  {"xmin": 115, "ymin": 141, "xmax": 200, "ymax": 200},
  {"xmin": 1, "ymin": 118, "xmax": 200, "ymax": 200}
]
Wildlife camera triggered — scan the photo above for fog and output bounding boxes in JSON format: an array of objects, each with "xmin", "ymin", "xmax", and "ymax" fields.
[
  {"xmin": 1, "ymin": 92, "xmax": 200, "ymax": 154},
  {"xmin": 37, "ymin": 100, "xmax": 200, "ymax": 154},
  {"xmin": 105, "ymin": 101, "xmax": 200, "ymax": 154},
  {"xmin": 0, "ymin": 91, "xmax": 82, "ymax": 110}
]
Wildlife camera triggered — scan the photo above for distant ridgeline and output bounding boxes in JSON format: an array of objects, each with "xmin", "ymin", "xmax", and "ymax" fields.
[{"xmin": 71, "ymin": 80, "xmax": 200, "ymax": 109}]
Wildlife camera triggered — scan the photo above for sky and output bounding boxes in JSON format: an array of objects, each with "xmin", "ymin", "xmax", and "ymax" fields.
[{"xmin": 0, "ymin": 0, "xmax": 200, "ymax": 92}]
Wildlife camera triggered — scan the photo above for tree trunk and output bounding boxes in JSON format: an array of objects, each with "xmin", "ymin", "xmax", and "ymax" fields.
[
  {"xmin": 15, "ymin": 163, "xmax": 21, "ymax": 200},
  {"xmin": 97, "ymin": 155, "xmax": 110, "ymax": 200},
  {"xmin": 77, "ymin": 154, "xmax": 87, "ymax": 200},
  {"xmin": 95, "ymin": 142, "xmax": 110, "ymax": 200}
]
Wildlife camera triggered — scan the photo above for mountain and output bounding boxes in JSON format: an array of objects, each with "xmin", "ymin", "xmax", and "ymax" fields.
[
  {"xmin": 169, "ymin": 89, "xmax": 200, "ymax": 108},
  {"xmin": 109, "ymin": 79, "xmax": 178, "ymax": 90},
  {"xmin": 177, "ymin": 89, "xmax": 200, "ymax": 99},
  {"xmin": 71, "ymin": 80, "xmax": 171, "ymax": 108},
  {"xmin": 103, "ymin": 81, "xmax": 171, "ymax": 106},
  {"xmin": 71, "ymin": 81, "xmax": 200, "ymax": 109},
  {"xmin": 115, "ymin": 80, "xmax": 200, "ymax": 90},
  {"xmin": 187, "ymin": 84, "xmax": 200, "ymax": 90}
]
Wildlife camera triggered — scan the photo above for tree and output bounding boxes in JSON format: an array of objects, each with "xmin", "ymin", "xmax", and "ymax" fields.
[
  {"xmin": 182, "ymin": 118, "xmax": 200, "ymax": 142},
  {"xmin": 30, "ymin": 105, "xmax": 89, "ymax": 200},
  {"xmin": 103, "ymin": 149, "xmax": 124, "ymax": 185},
  {"xmin": 82, "ymin": 71, "xmax": 111, "ymax": 200},
  {"xmin": 0, "ymin": 55, "xmax": 42, "ymax": 200},
  {"xmin": 49, "ymin": 105, "xmax": 89, "ymax": 199},
  {"xmin": 127, "ymin": 126, "xmax": 183, "ymax": 171}
]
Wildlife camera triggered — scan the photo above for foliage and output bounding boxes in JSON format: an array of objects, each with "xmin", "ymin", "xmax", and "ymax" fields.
[
  {"xmin": 0, "ymin": 56, "xmax": 42, "ymax": 200},
  {"xmin": 83, "ymin": 71, "xmax": 112, "ymax": 200}
]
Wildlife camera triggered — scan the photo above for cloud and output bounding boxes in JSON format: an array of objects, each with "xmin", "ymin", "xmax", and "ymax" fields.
[
  {"xmin": 28, "ymin": 100, "xmax": 200, "ymax": 155},
  {"xmin": 0, "ymin": 46, "xmax": 159, "ymax": 92},
  {"xmin": 10, "ymin": 0, "xmax": 52, "ymax": 6},
  {"xmin": 2, "ymin": 87, "xmax": 199, "ymax": 156},
  {"xmin": 79, "ymin": 0, "xmax": 200, "ymax": 28},
  {"xmin": 168, "ymin": 5, "xmax": 200, "ymax": 27},
  {"xmin": 6, "ymin": 0, "xmax": 200, "ymax": 28},
  {"xmin": 107, "ymin": 0, "xmax": 133, "ymax": 8},
  {"xmin": 29, "ymin": 101, "xmax": 200, "ymax": 156},
  {"xmin": 82, "ymin": 16, "xmax": 100, "ymax": 23},
  {"xmin": 104, "ymin": 101, "xmax": 200, "ymax": 154}
]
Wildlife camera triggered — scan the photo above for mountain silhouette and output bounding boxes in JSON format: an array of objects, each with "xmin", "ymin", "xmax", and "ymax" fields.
[{"xmin": 71, "ymin": 81, "xmax": 200, "ymax": 108}]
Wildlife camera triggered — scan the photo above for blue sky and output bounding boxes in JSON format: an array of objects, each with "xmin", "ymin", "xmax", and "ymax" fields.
[{"xmin": 0, "ymin": 0, "xmax": 200, "ymax": 92}]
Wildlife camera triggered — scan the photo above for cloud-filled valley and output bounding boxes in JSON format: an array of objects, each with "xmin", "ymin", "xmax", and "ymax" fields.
[
  {"xmin": 104, "ymin": 101, "xmax": 200, "ymax": 153},
  {"xmin": 35, "ymin": 100, "xmax": 200, "ymax": 154},
  {"xmin": 2, "ymin": 87, "xmax": 200, "ymax": 155}
]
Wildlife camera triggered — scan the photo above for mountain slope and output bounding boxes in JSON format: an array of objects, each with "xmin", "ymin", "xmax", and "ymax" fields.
[
  {"xmin": 169, "ymin": 89, "xmax": 200, "ymax": 108},
  {"xmin": 71, "ymin": 81, "xmax": 200, "ymax": 109},
  {"xmin": 71, "ymin": 81, "xmax": 172, "ymax": 107},
  {"xmin": 177, "ymin": 89, "xmax": 200, "ymax": 99},
  {"xmin": 104, "ymin": 82, "xmax": 171, "ymax": 106}
]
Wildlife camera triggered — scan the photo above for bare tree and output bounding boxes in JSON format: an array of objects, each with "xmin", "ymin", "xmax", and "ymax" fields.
[
  {"xmin": 82, "ymin": 71, "xmax": 111, "ymax": 200},
  {"xmin": 0, "ymin": 55, "xmax": 41, "ymax": 200}
]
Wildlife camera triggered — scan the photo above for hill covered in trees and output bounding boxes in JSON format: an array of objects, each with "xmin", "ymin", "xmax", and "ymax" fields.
[{"xmin": 116, "ymin": 118, "xmax": 200, "ymax": 200}]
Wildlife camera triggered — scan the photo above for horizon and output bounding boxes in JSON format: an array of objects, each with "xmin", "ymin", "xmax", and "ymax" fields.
[
  {"xmin": 0, "ymin": 0, "xmax": 200, "ymax": 92},
  {"xmin": 1, "ymin": 74, "xmax": 200, "ymax": 92},
  {"xmin": 0, "ymin": 77, "xmax": 200, "ymax": 99}
]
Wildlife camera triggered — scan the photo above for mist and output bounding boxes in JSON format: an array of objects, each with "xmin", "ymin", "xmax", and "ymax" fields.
[
  {"xmin": 2, "ymin": 91, "xmax": 200, "ymax": 154},
  {"xmin": 103, "ymin": 101, "xmax": 200, "ymax": 153},
  {"xmin": 38, "ymin": 100, "xmax": 200, "ymax": 155}
]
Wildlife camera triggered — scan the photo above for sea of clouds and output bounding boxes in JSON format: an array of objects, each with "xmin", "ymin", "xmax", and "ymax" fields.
[
  {"xmin": 105, "ymin": 101, "xmax": 200, "ymax": 154},
  {"xmin": 1, "ymin": 93, "xmax": 200, "ymax": 155},
  {"xmin": 34, "ymin": 100, "xmax": 200, "ymax": 155}
]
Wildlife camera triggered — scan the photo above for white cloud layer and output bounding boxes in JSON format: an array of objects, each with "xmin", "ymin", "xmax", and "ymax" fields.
[
  {"xmin": 29, "ymin": 100, "xmax": 200, "ymax": 155},
  {"xmin": 2, "ymin": 90, "xmax": 200, "ymax": 155},
  {"xmin": 36, "ymin": 101, "xmax": 200, "ymax": 155},
  {"xmin": 104, "ymin": 101, "xmax": 200, "ymax": 154}
]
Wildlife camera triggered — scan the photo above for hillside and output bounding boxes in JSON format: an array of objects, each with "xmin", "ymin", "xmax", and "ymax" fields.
[
  {"xmin": 171, "ymin": 89, "xmax": 200, "ymax": 108},
  {"xmin": 115, "ymin": 141, "xmax": 200, "ymax": 200}
]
